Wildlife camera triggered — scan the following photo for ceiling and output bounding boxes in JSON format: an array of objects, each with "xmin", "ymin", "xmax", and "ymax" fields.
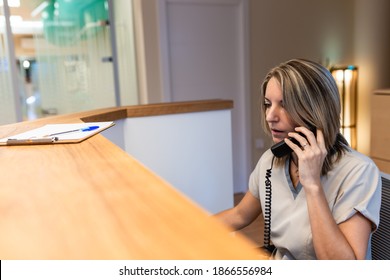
[
  {"xmin": 8, "ymin": 0, "xmax": 46, "ymax": 21},
  {"xmin": 2, "ymin": 1, "xmax": 48, "ymax": 35},
  {"xmin": 5, "ymin": 1, "xmax": 110, "ymax": 35}
]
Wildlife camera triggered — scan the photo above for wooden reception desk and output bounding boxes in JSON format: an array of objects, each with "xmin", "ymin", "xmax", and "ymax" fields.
[{"xmin": 0, "ymin": 100, "xmax": 266, "ymax": 260}]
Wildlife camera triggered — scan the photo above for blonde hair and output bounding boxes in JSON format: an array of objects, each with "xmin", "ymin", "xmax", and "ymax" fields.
[{"xmin": 260, "ymin": 58, "xmax": 349, "ymax": 175}]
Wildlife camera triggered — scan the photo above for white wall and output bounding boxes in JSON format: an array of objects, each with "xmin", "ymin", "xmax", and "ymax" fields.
[{"xmin": 101, "ymin": 110, "xmax": 235, "ymax": 214}]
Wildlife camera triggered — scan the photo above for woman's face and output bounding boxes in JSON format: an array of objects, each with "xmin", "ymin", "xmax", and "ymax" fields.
[{"xmin": 264, "ymin": 77, "xmax": 296, "ymax": 143}]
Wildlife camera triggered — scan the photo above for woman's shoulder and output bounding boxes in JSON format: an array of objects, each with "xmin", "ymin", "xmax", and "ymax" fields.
[
  {"xmin": 342, "ymin": 149, "xmax": 377, "ymax": 165},
  {"xmin": 259, "ymin": 148, "xmax": 275, "ymax": 162},
  {"xmin": 255, "ymin": 149, "xmax": 277, "ymax": 168},
  {"xmin": 336, "ymin": 148, "xmax": 379, "ymax": 175},
  {"xmin": 251, "ymin": 149, "xmax": 276, "ymax": 174}
]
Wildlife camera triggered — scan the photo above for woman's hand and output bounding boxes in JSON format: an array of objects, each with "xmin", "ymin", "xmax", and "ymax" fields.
[{"xmin": 285, "ymin": 127, "xmax": 327, "ymax": 189}]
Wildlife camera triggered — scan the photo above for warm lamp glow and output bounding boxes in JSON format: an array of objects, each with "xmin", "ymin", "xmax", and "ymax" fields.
[
  {"xmin": 330, "ymin": 65, "xmax": 358, "ymax": 149},
  {"xmin": 334, "ymin": 70, "xmax": 344, "ymax": 82}
]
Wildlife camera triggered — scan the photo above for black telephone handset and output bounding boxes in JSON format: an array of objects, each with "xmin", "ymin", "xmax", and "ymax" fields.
[{"xmin": 271, "ymin": 127, "xmax": 317, "ymax": 158}]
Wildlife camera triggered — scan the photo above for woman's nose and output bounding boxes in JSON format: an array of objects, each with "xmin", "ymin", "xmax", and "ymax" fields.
[{"xmin": 266, "ymin": 106, "xmax": 279, "ymax": 122}]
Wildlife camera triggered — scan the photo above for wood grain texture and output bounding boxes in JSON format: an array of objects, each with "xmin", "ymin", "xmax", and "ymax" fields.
[{"xmin": 0, "ymin": 100, "xmax": 268, "ymax": 260}]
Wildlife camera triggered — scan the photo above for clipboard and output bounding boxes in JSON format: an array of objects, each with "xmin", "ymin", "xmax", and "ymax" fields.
[{"xmin": 0, "ymin": 121, "xmax": 115, "ymax": 146}]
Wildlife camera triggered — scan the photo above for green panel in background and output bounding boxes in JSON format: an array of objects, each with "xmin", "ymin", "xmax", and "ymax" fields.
[{"xmin": 42, "ymin": 0, "xmax": 108, "ymax": 46}]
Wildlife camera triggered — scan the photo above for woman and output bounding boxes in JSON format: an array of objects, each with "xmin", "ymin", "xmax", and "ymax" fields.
[{"xmin": 216, "ymin": 58, "xmax": 381, "ymax": 259}]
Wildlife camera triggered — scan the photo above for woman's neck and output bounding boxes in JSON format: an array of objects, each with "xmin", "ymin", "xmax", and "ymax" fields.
[
  {"xmin": 291, "ymin": 153, "xmax": 299, "ymax": 168},
  {"xmin": 289, "ymin": 153, "xmax": 300, "ymax": 187}
]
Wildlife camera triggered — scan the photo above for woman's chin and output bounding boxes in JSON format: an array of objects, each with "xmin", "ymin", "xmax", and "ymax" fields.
[{"xmin": 272, "ymin": 137, "xmax": 284, "ymax": 144}]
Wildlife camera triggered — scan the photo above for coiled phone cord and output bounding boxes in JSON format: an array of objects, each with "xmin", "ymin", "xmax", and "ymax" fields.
[{"xmin": 263, "ymin": 156, "xmax": 275, "ymax": 253}]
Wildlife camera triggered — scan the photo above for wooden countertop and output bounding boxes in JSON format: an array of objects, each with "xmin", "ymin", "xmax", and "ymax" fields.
[{"xmin": 0, "ymin": 100, "xmax": 267, "ymax": 259}]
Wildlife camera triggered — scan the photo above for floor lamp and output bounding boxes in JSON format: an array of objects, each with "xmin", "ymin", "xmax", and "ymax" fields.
[{"xmin": 330, "ymin": 65, "xmax": 358, "ymax": 149}]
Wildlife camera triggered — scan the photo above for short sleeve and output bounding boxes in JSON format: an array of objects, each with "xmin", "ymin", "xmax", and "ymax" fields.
[
  {"xmin": 248, "ymin": 164, "xmax": 260, "ymax": 199},
  {"xmin": 333, "ymin": 161, "xmax": 382, "ymax": 231}
]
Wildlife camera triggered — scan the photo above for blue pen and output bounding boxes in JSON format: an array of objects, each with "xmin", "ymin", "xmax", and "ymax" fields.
[{"xmin": 46, "ymin": 126, "xmax": 100, "ymax": 137}]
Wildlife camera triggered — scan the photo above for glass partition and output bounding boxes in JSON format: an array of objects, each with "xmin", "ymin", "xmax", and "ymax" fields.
[
  {"xmin": 0, "ymin": 0, "xmax": 20, "ymax": 124},
  {"xmin": 34, "ymin": 0, "xmax": 117, "ymax": 116},
  {"xmin": 1, "ymin": 0, "xmax": 138, "ymax": 124}
]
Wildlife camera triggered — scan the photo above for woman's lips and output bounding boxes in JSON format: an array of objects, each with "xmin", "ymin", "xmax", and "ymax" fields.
[{"xmin": 271, "ymin": 129, "xmax": 287, "ymax": 140}]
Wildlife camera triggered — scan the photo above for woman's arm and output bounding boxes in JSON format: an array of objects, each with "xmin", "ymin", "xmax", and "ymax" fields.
[
  {"xmin": 215, "ymin": 191, "xmax": 262, "ymax": 231},
  {"xmin": 304, "ymin": 185, "xmax": 371, "ymax": 259}
]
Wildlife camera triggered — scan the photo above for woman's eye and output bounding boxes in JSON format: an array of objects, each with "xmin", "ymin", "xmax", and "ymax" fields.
[{"xmin": 264, "ymin": 102, "xmax": 271, "ymax": 108}]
